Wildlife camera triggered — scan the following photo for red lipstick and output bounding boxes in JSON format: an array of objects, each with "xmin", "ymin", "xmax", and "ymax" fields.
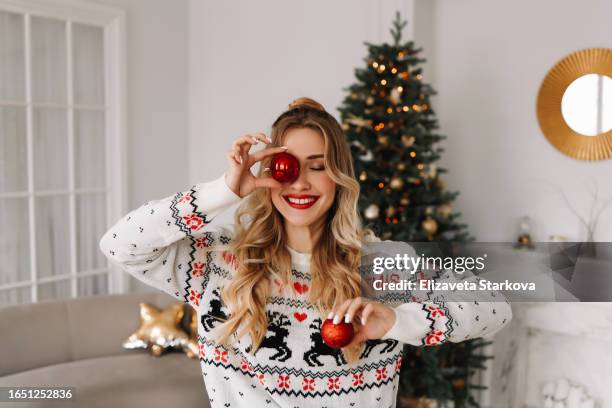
[{"xmin": 283, "ymin": 194, "xmax": 320, "ymax": 209}]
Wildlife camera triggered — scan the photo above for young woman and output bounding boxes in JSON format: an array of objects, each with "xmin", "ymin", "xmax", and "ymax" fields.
[{"xmin": 100, "ymin": 97, "xmax": 512, "ymax": 407}]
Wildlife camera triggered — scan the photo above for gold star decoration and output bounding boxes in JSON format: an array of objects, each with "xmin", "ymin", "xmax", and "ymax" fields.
[{"xmin": 122, "ymin": 302, "xmax": 198, "ymax": 358}]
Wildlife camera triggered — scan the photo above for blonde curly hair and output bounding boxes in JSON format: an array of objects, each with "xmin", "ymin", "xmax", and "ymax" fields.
[{"xmin": 206, "ymin": 97, "xmax": 377, "ymax": 365}]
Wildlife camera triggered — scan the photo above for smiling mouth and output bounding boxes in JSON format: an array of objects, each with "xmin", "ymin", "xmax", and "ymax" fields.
[{"xmin": 283, "ymin": 194, "xmax": 320, "ymax": 209}]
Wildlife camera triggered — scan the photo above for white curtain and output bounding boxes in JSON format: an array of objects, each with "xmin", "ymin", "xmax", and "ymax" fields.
[
  {"xmin": 0, "ymin": 11, "xmax": 29, "ymax": 306},
  {"xmin": 0, "ymin": 11, "xmax": 108, "ymax": 306}
]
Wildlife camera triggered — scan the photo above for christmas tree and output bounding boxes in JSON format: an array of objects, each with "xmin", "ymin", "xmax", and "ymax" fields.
[
  {"xmin": 339, "ymin": 12, "xmax": 471, "ymax": 243},
  {"xmin": 338, "ymin": 12, "xmax": 490, "ymax": 408}
]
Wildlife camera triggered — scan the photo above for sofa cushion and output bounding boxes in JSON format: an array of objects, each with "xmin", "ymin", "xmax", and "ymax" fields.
[
  {"xmin": 0, "ymin": 292, "xmax": 182, "ymax": 376},
  {"xmin": 0, "ymin": 353, "xmax": 209, "ymax": 408}
]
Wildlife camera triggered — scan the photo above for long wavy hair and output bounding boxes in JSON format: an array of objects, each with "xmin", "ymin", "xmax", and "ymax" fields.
[{"xmin": 206, "ymin": 97, "xmax": 377, "ymax": 365}]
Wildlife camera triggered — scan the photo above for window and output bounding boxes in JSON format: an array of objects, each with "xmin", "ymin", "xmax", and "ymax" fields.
[{"xmin": 0, "ymin": 0, "xmax": 126, "ymax": 307}]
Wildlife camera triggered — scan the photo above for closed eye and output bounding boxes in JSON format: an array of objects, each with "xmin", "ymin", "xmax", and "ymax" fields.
[{"xmin": 311, "ymin": 166, "xmax": 325, "ymax": 171}]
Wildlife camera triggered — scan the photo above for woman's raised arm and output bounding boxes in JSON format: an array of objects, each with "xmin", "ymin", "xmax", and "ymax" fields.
[
  {"xmin": 99, "ymin": 172, "xmax": 242, "ymax": 307},
  {"xmin": 99, "ymin": 133, "xmax": 287, "ymax": 308}
]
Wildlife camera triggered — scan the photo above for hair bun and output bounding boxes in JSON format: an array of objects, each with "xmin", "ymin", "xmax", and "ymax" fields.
[{"xmin": 288, "ymin": 97, "xmax": 326, "ymax": 112}]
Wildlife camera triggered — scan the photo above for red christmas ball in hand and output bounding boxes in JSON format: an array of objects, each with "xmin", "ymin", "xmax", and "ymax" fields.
[
  {"xmin": 270, "ymin": 152, "xmax": 300, "ymax": 183},
  {"xmin": 321, "ymin": 318, "xmax": 355, "ymax": 349}
]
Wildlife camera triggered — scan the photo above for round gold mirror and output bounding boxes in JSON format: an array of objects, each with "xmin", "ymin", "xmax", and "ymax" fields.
[{"xmin": 536, "ymin": 48, "xmax": 612, "ymax": 160}]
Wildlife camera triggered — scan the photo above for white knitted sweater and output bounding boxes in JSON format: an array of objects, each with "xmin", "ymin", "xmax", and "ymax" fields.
[{"xmin": 99, "ymin": 173, "xmax": 512, "ymax": 408}]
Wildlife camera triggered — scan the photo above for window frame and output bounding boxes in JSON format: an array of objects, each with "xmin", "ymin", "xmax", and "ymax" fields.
[{"xmin": 0, "ymin": 0, "xmax": 128, "ymax": 302}]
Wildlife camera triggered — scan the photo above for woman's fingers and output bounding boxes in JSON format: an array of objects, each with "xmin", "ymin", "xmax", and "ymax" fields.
[
  {"xmin": 232, "ymin": 133, "xmax": 276, "ymax": 168},
  {"xmin": 327, "ymin": 297, "xmax": 380, "ymax": 325},
  {"xmin": 331, "ymin": 298, "xmax": 361, "ymax": 324},
  {"xmin": 248, "ymin": 146, "xmax": 289, "ymax": 167},
  {"xmin": 250, "ymin": 132, "xmax": 272, "ymax": 144},
  {"xmin": 360, "ymin": 303, "xmax": 375, "ymax": 325},
  {"xmin": 238, "ymin": 136, "xmax": 256, "ymax": 164},
  {"xmin": 346, "ymin": 298, "xmax": 368, "ymax": 324},
  {"xmin": 232, "ymin": 134, "xmax": 261, "ymax": 165},
  {"xmin": 231, "ymin": 134, "xmax": 259, "ymax": 149},
  {"xmin": 226, "ymin": 150, "xmax": 240, "ymax": 166}
]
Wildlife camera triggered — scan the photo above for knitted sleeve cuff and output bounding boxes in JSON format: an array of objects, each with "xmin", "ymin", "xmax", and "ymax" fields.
[
  {"xmin": 380, "ymin": 302, "xmax": 431, "ymax": 346},
  {"xmin": 99, "ymin": 172, "xmax": 242, "ymax": 308},
  {"xmin": 196, "ymin": 172, "xmax": 242, "ymax": 215}
]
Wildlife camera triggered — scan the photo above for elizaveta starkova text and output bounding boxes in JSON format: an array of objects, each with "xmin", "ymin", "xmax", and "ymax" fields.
[
  {"xmin": 372, "ymin": 279, "xmax": 536, "ymax": 291},
  {"xmin": 370, "ymin": 254, "xmax": 536, "ymax": 291}
]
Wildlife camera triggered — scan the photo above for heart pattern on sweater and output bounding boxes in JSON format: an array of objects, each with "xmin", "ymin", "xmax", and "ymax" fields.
[
  {"xmin": 293, "ymin": 282, "xmax": 309, "ymax": 294},
  {"xmin": 99, "ymin": 173, "xmax": 513, "ymax": 406},
  {"xmin": 294, "ymin": 312, "xmax": 308, "ymax": 322}
]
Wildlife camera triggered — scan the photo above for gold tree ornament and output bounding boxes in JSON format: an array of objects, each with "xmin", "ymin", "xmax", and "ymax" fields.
[
  {"xmin": 366, "ymin": 96, "xmax": 374, "ymax": 106},
  {"xmin": 390, "ymin": 177, "xmax": 404, "ymax": 190},
  {"xmin": 123, "ymin": 302, "xmax": 198, "ymax": 358},
  {"xmin": 436, "ymin": 178, "xmax": 446, "ymax": 190},
  {"xmin": 427, "ymin": 164, "xmax": 437, "ymax": 178},
  {"xmin": 396, "ymin": 162, "xmax": 406, "ymax": 171},
  {"xmin": 401, "ymin": 135, "xmax": 415, "ymax": 147},
  {"xmin": 364, "ymin": 203, "xmax": 380, "ymax": 220},
  {"xmin": 422, "ymin": 217, "xmax": 439, "ymax": 237},
  {"xmin": 390, "ymin": 86, "xmax": 402, "ymax": 104},
  {"xmin": 437, "ymin": 204, "xmax": 452, "ymax": 218},
  {"xmin": 378, "ymin": 135, "xmax": 389, "ymax": 146},
  {"xmin": 345, "ymin": 114, "xmax": 373, "ymax": 129},
  {"xmin": 400, "ymin": 195, "xmax": 410, "ymax": 206}
]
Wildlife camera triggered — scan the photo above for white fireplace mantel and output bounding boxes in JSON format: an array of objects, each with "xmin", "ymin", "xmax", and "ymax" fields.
[{"xmin": 480, "ymin": 302, "xmax": 612, "ymax": 408}]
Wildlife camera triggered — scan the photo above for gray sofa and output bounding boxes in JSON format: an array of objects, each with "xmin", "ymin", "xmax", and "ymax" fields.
[{"xmin": 0, "ymin": 292, "xmax": 210, "ymax": 408}]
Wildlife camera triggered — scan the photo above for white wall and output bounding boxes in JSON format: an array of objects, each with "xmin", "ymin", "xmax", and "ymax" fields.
[
  {"xmin": 191, "ymin": 0, "xmax": 612, "ymax": 241},
  {"xmin": 188, "ymin": 0, "xmax": 415, "ymax": 227},
  {"xmin": 86, "ymin": 0, "xmax": 190, "ymax": 209},
  {"xmin": 417, "ymin": 0, "xmax": 612, "ymax": 242},
  {"xmin": 85, "ymin": 0, "xmax": 190, "ymax": 291},
  {"xmin": 80, "ymin": 0, "xmax": 612, "ymax": 289}
]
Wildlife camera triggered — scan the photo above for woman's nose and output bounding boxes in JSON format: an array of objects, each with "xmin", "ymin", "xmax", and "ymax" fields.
[{"xmin": 290, "ymin": 166, "xmax": 310, "ymax": 190}]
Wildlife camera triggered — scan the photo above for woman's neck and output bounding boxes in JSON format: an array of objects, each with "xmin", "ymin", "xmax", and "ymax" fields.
[{"xmin": 284, "ymin": 220, "xmax": 324, "ymax": 254}]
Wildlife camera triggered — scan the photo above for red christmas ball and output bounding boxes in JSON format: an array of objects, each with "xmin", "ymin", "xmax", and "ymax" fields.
[
  {"xmin": 321, "ymin": 318, "xmax": 355, "ymax": 349},
  {"xmin": 270, "ymin": 152, "xmax": 300, "ymax": 183}
]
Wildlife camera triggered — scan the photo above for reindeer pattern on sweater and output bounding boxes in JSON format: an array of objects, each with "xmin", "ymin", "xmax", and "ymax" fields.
[{"xmin": 99, "ymin": 173, "xmax": 512, "ymax": 408}]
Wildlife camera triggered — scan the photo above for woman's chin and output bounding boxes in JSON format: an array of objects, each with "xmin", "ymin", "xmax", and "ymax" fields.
[
  {"xmin": 284, "ymin": 217, "xmax": 315, "ymax": 228},
  {"xmin": 283, "ymin": 210, "xmax": 327, "ymax": 227}
]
